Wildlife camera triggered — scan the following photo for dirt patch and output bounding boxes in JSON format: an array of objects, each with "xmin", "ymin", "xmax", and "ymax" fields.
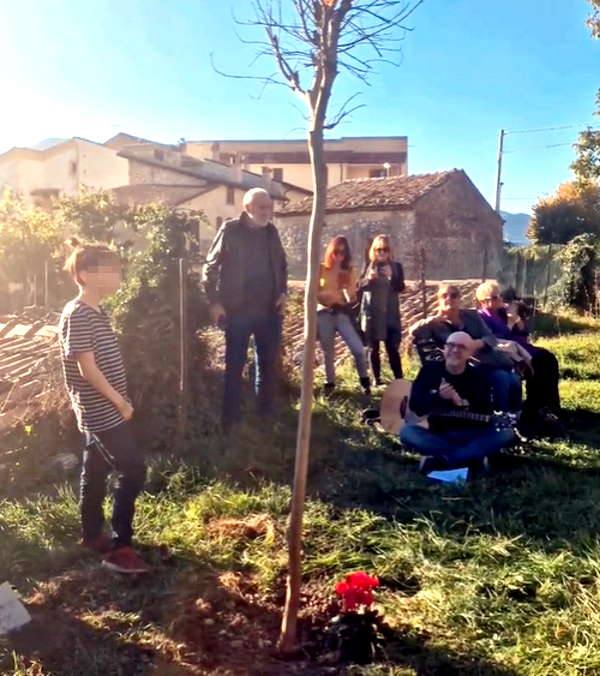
[
  {"xmin": 206, "ymin": 514, "xmax": 276, "ymax": 541},
  {"xmin": 2, "ymin": 563, "xmax": 341, "ymax": 676}
]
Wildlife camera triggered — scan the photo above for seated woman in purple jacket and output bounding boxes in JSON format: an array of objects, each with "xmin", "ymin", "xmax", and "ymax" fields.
[{"xmin": 475, "ymin": 281, "xmax": 561, "ymax": 429}]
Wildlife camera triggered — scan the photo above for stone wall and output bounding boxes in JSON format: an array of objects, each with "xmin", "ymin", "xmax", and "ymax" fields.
[
  {"xmin": 413, "ymin": 172, "xmax": 503, "ymax": 280},
  {"xmin": 276, "ymin": 172, "xmax": 503, "ymax": 281},
  {"xmin": 276, "ymin": 209, "xmax": 416, "ymax": 279}
]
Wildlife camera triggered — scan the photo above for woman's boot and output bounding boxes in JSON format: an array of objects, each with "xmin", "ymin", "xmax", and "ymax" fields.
[{"xmin": 360, "ymin": 376, "xmax": 371, "ymax": 396}]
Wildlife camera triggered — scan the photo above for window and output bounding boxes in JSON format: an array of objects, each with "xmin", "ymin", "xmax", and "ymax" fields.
[
  {"xmin": 226, "ymin": 186, "xmax": 235, "ymax": 205},
  {"xmin": 154, "ymin": 149, "xmax": 165, "ymax": 161},
  {"xmin": 216, "ymin": 216, "xmax": 223, "ymax": 229},
  {"xmin": 220, "ymin": 153, "xmax": 236, "ymax": 165},
  {"xmin": 272, "ymin": 168, "xmax": 283, "ymax": 182},
  {"xmin": 69, "ymin": 160, "xmax": 78, "ymax": 175},
  {"xmin": 369, "ymin": 168, "xmax": 386, "ymax": 178}
]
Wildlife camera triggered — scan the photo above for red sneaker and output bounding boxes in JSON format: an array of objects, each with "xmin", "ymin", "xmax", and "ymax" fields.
[
  {"xmin": 80, "ymin": 533, "xmax": 113, "ymax": 555},
  {"xmin": 102, "ymin": 546, "xmax": 151, "ymax": 574}
]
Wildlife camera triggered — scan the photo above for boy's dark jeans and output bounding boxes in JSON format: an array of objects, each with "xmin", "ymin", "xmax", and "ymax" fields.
[
  {"xmin": 81, "ymin": 421, "xmax": 146, "ymax": 547},
  {"xmin": 223, "ymin": 311, "xmax": 282, "ymax": 426}
]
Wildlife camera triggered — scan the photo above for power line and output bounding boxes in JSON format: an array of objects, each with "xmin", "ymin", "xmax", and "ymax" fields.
[
  {"xmin": 506, "ymin": 123, "xmax": 598, "ymax": 135},
  {"xmin": 503, "ymin": 129, "xmax": 600, "ymax": 153}
]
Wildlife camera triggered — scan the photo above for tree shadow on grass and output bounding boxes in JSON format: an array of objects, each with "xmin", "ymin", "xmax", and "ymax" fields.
[
  {"xmin": 378, "ymin": 624, "xmax": 520, "ymax": 676},
  {"xmin": 2, "ymin": 561, "xmax": 301, "ymax": 676},
  {"xmin": 300, "ymin": 385, "xmax": 600, "ymax": 559},
  {"xmin": 4, "ymin": 553, "xmax": 507, "ymax": 676},
  {"xmin": 0, "ymin": 525, "xmax": 82, "ymax": 592}
]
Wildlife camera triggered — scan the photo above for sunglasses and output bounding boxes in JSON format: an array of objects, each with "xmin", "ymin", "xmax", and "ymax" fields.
[
  {"xmin": 375, "ymin": 247, "xmax": 389, "ymax": 253},
  {"xmin": 439, "ymin": 291, "xmax": 460, "ymax": 299},
  {"xmin": 334, "ymin": 248, "xmax": 347, "ymax": 255},
  {"xmin": 483, "ymin": 295, "xmax": 500, "ymax": 302}
]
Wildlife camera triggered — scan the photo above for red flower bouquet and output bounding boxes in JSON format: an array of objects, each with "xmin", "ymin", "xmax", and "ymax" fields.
[
  {"xmin": 328, "ymin": 571, "xmax": 385, "ymax": 664},
  {"xmin": 335, "ymin": 571, "xmax": 379, "ymax": 612}
]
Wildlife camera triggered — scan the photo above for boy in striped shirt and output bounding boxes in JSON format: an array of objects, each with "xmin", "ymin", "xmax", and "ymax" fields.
[{"xmin": 58, "ymin": 238, "xmax": 149, "ymax": 574}]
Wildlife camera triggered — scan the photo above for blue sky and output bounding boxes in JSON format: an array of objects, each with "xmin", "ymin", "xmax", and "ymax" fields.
[{"xmin": 1, "ymin": 0, "xmax": 598, "ymax": 214}]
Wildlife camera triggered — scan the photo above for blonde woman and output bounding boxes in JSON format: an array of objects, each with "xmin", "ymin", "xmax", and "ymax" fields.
[{"xmin": 358, "ymin": 235, "xmax": 405, "ymax": 384}]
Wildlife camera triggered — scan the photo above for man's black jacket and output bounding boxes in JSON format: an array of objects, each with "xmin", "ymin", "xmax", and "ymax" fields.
[{"xmin": 202, "ymin": 211, "xmax": 288, "ymax": 314}]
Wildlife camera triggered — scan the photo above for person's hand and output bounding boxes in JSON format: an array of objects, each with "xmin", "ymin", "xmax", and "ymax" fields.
[
  {"xmin": 117, "ymin": 397, "xmax": 134, "ymax": 421},
  {"xmin": 439, "ymin": 379, "xmax": 468, "ymax": 407},
  {"xmin": 382, "ymin": 264, "xmax": 392, "ymax": 279},
  {"xmin": 506, "ymin": 301, "xmax": 524, "ymax": 330},
  {"xmin": 275, "ymin": 293, "xmax": 287, "ymax": 312},
  {"xmin": 368, "ymin": 266, "xmax": 378, "ymax": 281},
  {"xmin": 210, "ymin": 303, "xmax": 226, "ymax": 326}
]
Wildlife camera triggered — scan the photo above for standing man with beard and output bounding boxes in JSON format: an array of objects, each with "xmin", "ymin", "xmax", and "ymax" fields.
[{"xmin": 203, "ymin": 188, "xmax": 288, "ymax": 429}]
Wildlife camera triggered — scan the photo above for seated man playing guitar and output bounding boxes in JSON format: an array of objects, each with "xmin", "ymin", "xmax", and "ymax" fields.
[{"xmin": 400, "ymin": 331, "xmax": 518, "ymax": 475}]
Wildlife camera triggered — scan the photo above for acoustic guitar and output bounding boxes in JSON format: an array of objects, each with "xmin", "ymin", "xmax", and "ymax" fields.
[{"xmin": 379, "ymin": 378, "xmax": 518, "ymax": 435}]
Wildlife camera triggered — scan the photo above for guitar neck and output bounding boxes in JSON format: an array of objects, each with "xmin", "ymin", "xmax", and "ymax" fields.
[{"xmin": 432, "ymin": 408, "xmax": 491, "ymax": 424}]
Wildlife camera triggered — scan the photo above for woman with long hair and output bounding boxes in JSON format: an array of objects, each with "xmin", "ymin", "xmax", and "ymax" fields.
[
  {"xmin": 317, "ymin": 236, "xmax": 370, "ymax": 395},
  {"xmin": 358, "ymin": 234, "xmax": 405, "ymax": 385}
]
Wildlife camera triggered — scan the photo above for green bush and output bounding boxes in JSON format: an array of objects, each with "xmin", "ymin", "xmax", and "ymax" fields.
[
  {"xmin": 105, "ymin": 206, "xmax": 212, "ymax": 455},
  {"xmin": 547, "ymin": 233, "xmax": 598, "ymax": 312}
]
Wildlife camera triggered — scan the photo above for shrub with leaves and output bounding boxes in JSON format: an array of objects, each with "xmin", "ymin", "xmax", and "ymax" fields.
[
  {"xmin": 104, "ymin": 205, "xmax": 211, "ymax": 454},
  {"xmin": 0, "ymin": 189, "xmax": 66, "ymax": 310},
  {"xmin": 547, "ymin": 233, "xmax": 598, "ymax": 312}
]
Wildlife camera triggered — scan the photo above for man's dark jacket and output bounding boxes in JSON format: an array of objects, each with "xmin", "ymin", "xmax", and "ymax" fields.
[{"xmin": 202, "ymin": 211, "xmax": 288, "ymax": 314}]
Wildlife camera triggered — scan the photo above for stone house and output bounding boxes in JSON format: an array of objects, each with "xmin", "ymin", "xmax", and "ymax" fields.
[{"xmin": 275, "ymin": 170, "xmax": 503, "ymax": 280}]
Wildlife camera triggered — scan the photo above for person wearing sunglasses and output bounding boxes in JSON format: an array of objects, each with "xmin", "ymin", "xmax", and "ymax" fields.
[
  {"xmin": 475, "ymin": 281, "xmax": 561, "ymax": 434},
  {"xmin": 317, "ymin": 236, "xmax": 370, "ymax": 395},
  {"xmin": 400, "ymin": 331, "xmax": 516, "ymax": 476},
  {"xmin": 410, "ymin": 283, "xmax": 521, "ymax": 413},
  {"xmin": 358, "ymin": 234, "xmax": 405, "ymax": 385}
]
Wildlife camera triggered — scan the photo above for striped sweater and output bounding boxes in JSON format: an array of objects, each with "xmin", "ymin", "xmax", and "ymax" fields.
[{"xmin": 58, "ymin": 299, "xmax": 128, "ymax": 433}]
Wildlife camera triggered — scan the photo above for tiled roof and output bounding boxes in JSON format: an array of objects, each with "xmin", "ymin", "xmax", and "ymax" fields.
[
  {"xmin": 276, "ymin": 170, "xmax": 460, "ymax": 216},
  {"xmin": 112, "ymin": 184, "xmax": 213, "ymax": 207}
]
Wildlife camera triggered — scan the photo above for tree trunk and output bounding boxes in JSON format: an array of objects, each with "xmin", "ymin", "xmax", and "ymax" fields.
[{"xmin": 278, "ymin": 121, "xmax": 328, "ymax": 654}]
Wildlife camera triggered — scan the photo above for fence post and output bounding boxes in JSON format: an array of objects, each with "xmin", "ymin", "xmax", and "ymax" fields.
[
  {"xmin": 542, "ymin": 244, "xmax": 553, "ymax": 310},
  {"xmin": 44, "ymin": 261, "xmax": 49, "ymax": 309},
  {"xmin": 176, "ymin": 257, "xmax": 188, "ymax": 450},
  {"xmin": 419, "ymin": 247, "xmax": 427, "ymax": 319}
]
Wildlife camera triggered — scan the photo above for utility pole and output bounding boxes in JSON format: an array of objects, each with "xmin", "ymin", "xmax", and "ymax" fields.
[{"xmin": 494, "ymin": 128, "xmax": 505, "ymax": 214}]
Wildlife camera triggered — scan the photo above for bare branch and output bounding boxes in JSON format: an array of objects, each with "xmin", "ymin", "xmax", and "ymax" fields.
[
  {"xmin": 324, "ymin": 93, "xmax": 366, "ymax": 129},
  {"xmin": 209, "ymin": 52, "xmax": 290, "ymax": 90}
]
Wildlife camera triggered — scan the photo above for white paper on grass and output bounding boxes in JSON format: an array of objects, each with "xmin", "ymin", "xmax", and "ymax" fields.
[
  {"xmin": 0, "ymin": 582, "xmax": 31, "ymax": 634},
  {"xmin": 427, "ymin": 467, "xmax": 469, "ymax": 483}
]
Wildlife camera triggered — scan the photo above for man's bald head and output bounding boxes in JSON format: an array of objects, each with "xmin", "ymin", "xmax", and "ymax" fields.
[
  {"xmin": 444, "ymin": 331, "xmax": 475, "ymax": 372},
  {"xmin": 243, "ymin": 188, "xmax": 273, "ymax": 227}
]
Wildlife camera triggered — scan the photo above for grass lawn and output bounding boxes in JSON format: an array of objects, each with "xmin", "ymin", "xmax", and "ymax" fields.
[{"xmin": 2, "ymin": 320, "xmax": 600, "ymax": 674}]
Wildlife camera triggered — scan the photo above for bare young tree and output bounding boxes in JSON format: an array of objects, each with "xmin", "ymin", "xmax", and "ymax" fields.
[{"xmin": 234, "ymin": 0, "xmax": 423, "ymax": 653}]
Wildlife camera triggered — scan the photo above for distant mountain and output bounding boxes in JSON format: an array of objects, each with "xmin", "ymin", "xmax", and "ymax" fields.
[
  {"xmin": 30, "ymin": 138, "xmax": 67, "ymax": 151},
  {"xmin": 500, "ymin": 211, "xmax": 531, "ymax": 244}
]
